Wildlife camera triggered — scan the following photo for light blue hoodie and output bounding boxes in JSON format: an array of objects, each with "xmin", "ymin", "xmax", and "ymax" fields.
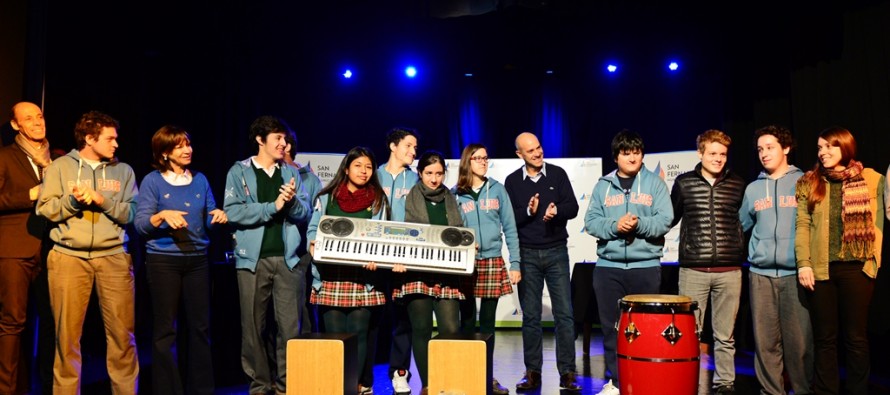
[
  {"xmin": 223, "ymin": 158, "xmax": 311, "ymax": 271},
  {"xmin": 739, "ymin": 165, "xmax": 803, "ymax": 277},
  {"xmin": 377, "ymin": 163, "xmax": 418, "ymax": 222},
  {"xmin": 584, "ymin": 167, "xmax": 673, "ymax": 269},
  {"xmin": 453, "ymin": 178, "xmax": 521, "ymax": 271}
]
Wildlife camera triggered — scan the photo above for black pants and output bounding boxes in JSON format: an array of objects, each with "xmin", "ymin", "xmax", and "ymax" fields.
[
  {"xmin": 146, "ymin": 253, "xmax": 214, "ymax": 395},
  {"xmin": 809, "ymin": 261, "xmax": 874, "ymax": 395}
]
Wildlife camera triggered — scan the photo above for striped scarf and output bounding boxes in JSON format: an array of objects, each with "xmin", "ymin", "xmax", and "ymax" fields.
[{"xmin": 824, "ymin": 160, "xmax": 874, "ymax": 260}]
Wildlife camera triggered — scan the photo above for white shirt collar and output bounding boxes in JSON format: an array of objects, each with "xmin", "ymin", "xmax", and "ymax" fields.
[
  {"xmin": 161, "ymin": 169, "xmax": 193, "ymax": 186},
  {"xmin": 522, "ymin": 162, "xmax": 547, "ymax": 180},
  {"xmin": 251, "ymin": 157, "xmax": 280, "ymax": 177}
]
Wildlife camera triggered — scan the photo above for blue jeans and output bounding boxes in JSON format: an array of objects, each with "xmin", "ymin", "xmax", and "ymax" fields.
[{"xmin": 518, "ymin": 245, "xmax": 576, "ymax": 375}]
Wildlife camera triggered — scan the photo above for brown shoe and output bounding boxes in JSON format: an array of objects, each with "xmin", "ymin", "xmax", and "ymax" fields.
[
  {"xmin": 559, "ymin": 372, "xmax": 582, "ymax": 392},
  {"xmin": 515, "ymin": 371, "xmax": 541, "ymax": 391},
  {"xmin": 420, "ymin": 387, "xmax": 429, "ymax": 395},
  {"xmin": 492, "ymin": 377, "xmax": 510, "ymax": 394}
]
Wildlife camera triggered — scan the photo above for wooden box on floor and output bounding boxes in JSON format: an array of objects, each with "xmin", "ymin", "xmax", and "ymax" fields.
[
  {"xmin": 429, "ymin": 333, "xmax": 493, "ymax": 395},
  {"xmin": 286, "ymin": 333, "xmax": 357, "ymax": 395}
]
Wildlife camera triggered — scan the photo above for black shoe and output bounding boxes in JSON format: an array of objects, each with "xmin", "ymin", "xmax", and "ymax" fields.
[
  {"xmin": 515, "ymin": 371, "xmax": 541, "ymax": 391},
  {"xmin": 559, "ymin": 372, "xmax": 582, "ymax": 392},
  {"xmin": 714, "ymin": 384, "xmax": 735, "ymax": 394}
]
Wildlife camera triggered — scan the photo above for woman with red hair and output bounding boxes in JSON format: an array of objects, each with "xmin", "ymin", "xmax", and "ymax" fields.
[{"xmin": 795, "ymin": 127, "xmax": 884, "ymax": 395}]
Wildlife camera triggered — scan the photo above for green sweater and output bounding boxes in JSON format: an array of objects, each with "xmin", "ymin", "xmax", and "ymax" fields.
[{"xmin": 795, "ymin": 168, "xmax": 885, "ymax": 280}]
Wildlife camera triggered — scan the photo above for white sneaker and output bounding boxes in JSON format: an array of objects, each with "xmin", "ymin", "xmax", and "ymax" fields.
[
  {"xmin": 392, "ymin": 369, "xmax": 411, "ymax": 395},
  {"xmin": 596, "ymin": 379, "xmax": 620, "ymax": 395}
]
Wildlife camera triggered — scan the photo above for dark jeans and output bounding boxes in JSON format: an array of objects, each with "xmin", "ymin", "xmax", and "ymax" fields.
[
  {"xmin": 405, "ymin": 295, "xmax": 460, "ymax": 387},
  {"xmin": 809, "ymin": 261, "xmax": 875, "ymax": 395},
  {"xmin": 593, "ymin": 265, "xmax": 661, "ymax": 383},
  {"xmin": 518, "ymin": 245, "xmax": 576, "ymax": 375},
  {"xmin": 146, "ymin": 253, "xmax": 213, "ymax": 395}
]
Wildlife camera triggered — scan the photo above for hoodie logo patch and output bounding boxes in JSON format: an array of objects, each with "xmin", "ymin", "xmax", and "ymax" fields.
[
  {"xmin": 461, "ymin": 199, "xmax": 500, "ymax": 214},
  {"xmin": 603, "ymin": 192, "xmax": 653, "ymax": 207},
  {"xmin": 754, "ymin": 195, "xmax": 797, "ymax": 211},
  {"xmin": 383, "ymin": 186, "xmax": 411, "ymax": 200}
]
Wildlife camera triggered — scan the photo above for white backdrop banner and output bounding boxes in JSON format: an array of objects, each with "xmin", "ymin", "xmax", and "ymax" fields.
[{"xmin": 294, "ymin": 151, "xmax": 699, "ymax": 326}]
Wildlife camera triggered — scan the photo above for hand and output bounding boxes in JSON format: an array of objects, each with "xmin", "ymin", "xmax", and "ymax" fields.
[
  {"xmin": 161, "ymin": 210, "xmax": 190, "ymax": 229},
  {"xmin": 528, "ymin": 193, "xmax": 539, "ymax": 216},
  {"xmin": 275, "ymin": 177, "xmax": 297, "ymax": 211},
  {"xmin": 509, "ymin": 270, "xmax": 522, "ymax": 285},
  {"xmin": 542, "ymin": 202, "xmax": 557, "ymax": 222},
  {"xmin": 209, "ymin": 209, "xmax": 228, "ymax": 224},
  {"xmin": 71, "ymin": 184, "xmax": 94, "ymax": 206},
  {"xmin": 391, "ymin": 263, "xmax": 407, "ymax": 273},
  {"xmin": 798, "ymin": 267, "xmax": 815, "ymax": 291},
  {"xmin": 30, "ymin": 185, "xmax": 40, "ymax": 201},
  {"xmin": 617, "ymin": 213, "xmax": 638, "ymax": 234},
  {"xmin": 364, "ymin": 262, "xmax": 378, "ymax": 271},
  {"xmin": 309, "ymin": 242, "xmax": 315, "ymax": 256}
]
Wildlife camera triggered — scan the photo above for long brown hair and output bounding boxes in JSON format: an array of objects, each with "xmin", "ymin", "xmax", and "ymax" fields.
[
  {"xmin": 316, "ymin": 147, "xmax": 388, "ymax": 216},
  {"xmin": 799, "ymin": 126, "xmax": 857, "ymax": 212},
  {"xmin": 457, "ymin": 143, "xmax": 487, "ymax": 194}
]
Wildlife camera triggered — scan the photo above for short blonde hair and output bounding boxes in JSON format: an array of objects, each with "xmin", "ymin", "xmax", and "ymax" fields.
[{"xmin": 696, "ymin": 129, "xmax": 731, "ymax": 152}]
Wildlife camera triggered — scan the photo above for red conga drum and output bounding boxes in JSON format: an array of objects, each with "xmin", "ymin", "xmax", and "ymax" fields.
[{"xmin": 617, "ymin": 294, "xmax": 699, "ymax": 395}]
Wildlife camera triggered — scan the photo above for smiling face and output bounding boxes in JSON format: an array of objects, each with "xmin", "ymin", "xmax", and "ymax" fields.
[
  {"xmin": 515, "ymin": 133, "xmax": 544, "ymax": 170},
  {"xmin": 167, "ymin": 138, "xmax": 193, "ymax": 172},
  {"xmin": 817, "ymin": 137, "xmax": 844, "ymax": 170},
  {"xmin": 390, "ymin": 135, "xmax": 417, "ymax": 167},
  {"xmin": 345, "ymin": 155, "xmax": 373, "ymax": 191},
  {"xmin": 257, "ymin": 132, "xmax": 287, "ymax": 163},
  {"xmin": 698, "ymin": 141, "xmax": 728, "ymax": 178},
  {"xmin": 421, "ymin": 161, "xmax": 445, "ymax": 190},
  {"xmin": 757, "ymin": 134, "xmax": 789, "ymax": 175},
  {"xmin": 11, "ymin": 102, "xmax": 46, "ymax": 143},
  {"xmin": 615, "ymin": 148, "xmax": 643, "ymax": 178}
]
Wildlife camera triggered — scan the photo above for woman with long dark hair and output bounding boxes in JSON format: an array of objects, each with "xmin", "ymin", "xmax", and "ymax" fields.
[
  {"xmin": 307, "ymin": 146, "xmax": 390, "ymax": 395},
  {"xmin": 454, "ymin": 143, "xmax": 520, "ymax": 395},
  {"xmin": 795, "ymin": 127, "xmax": 884, "ymax": 395},
  {"xmin": 393, "ymin": 150, "xmax": 465, "ymax": 395},
  {"xmin": 135, "ymin": 125, "xmax": 227, "ymax": 395}
]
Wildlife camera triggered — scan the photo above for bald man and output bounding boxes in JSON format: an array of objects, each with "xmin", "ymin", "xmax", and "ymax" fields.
[
  {"xmin": 504, "ymin": 132, "xmax": 581, "ymax": 392},
  {"xmin": 0, "ymin": 102, "xmax": 53, "ymax": 394}
]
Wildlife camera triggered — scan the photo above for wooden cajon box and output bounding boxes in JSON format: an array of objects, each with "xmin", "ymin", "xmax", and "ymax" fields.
[
  {"xmin": 287, "ymin": 333, "xmax": 357, "ymax": 395},
  {"xmin": 428, "ymin": 333, "xmax": 493, "ymax": 395}
]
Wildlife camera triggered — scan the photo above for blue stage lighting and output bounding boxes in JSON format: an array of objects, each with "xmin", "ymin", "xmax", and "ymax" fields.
[
  {"xmin": 668, "ymin": 61, "xmax": 679, "ymax": 71},
  {"xmin": 343, "ymin": 69, "xmax": 353, "ymax": 79},
  {"xmin": 607, "ymin": 64, "xmax": 618, "ymax": 73},
  {"xmin": 405, "ymin": 66, "xmax": 417, "ymax": 78}
]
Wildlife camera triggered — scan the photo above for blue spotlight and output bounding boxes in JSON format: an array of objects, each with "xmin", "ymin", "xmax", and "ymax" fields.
[
  {"xmin": 607, "ymin": 64, "xmax": 618, "ymax": 73},
  {"xmin": 464, "ymin": 73, "xmax": 473, "ymax": 77},
  {"xmin": 342, "ymin": 69, "xmax": 353, "ymax": 79},
  {"xmin": 405, "ymin": 66, "xmax": 417, "ymax": 78},
  {"xmin": 668, "ymin": 61, "xmax": 680, "ymax": 71}
]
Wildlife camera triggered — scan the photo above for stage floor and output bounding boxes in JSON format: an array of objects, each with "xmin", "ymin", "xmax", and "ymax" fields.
[{"xmin": 207, "ymin": 330, "xmax": 890, "ymax": 395}]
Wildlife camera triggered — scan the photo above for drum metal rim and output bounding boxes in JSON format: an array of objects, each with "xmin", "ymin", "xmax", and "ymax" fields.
[{"xmin": 616, "ymin": 354, "xmax": 700, "ymax": 363}]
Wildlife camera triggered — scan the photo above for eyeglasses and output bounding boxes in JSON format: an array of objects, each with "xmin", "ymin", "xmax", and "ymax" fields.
[{"xmin": 470, "ymin": 156, "xmax": 489, "ymax": 163}]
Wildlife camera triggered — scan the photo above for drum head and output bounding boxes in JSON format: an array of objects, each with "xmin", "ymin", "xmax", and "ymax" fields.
[
  {"xmin": 620, "ymin": 294, "xmax": 697, "ymax": 313},
  {"xmin": 622, "ymin": 294, "xmax": 691, "ymax": 304}
]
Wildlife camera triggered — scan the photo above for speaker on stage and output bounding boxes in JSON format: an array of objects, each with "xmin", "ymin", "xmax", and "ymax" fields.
[
  {"xmin": 286, "ymin": 333, "xmax": 358, "ymax": 395},
  {"xmin": 428, "ymin": 333, "xmax": 492, "ymax": 395}
]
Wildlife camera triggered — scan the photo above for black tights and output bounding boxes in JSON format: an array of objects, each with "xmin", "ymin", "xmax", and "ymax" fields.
[
  {"xmin": 405, "ymin": 295, "xmax": 460, "ymax": 387},
  {"xmin": 321, "ymin": 306, "xmax": 380, "ymax": 387}
]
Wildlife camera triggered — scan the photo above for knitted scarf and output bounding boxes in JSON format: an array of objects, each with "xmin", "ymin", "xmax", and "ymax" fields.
[
  {"xmin": 15, "ymin": 134, "xmax": 51, "ymax": 173},
  {"xmin": 824, "ymin": 160, "xmax": 874, "ymax": 260},
  {"xmin": 335, "ymin": 184, "xmax": 377, "ymax": 213},
  {"xmin": 404, "ymin": 183, "xmax": 463, "ymax": 226}
]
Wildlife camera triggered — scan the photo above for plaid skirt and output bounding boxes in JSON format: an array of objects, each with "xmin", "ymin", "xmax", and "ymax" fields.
[
  {"xmin": 311, "ymin": 280, "xmax": 387, "ymax": 307},
  {"xmin": 392, "ymin": 272, "xmax": 466, "ymax": 300},
  {"xmin": 473, "ymin": 257, "xmax": 514, "ymax": 299}
]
